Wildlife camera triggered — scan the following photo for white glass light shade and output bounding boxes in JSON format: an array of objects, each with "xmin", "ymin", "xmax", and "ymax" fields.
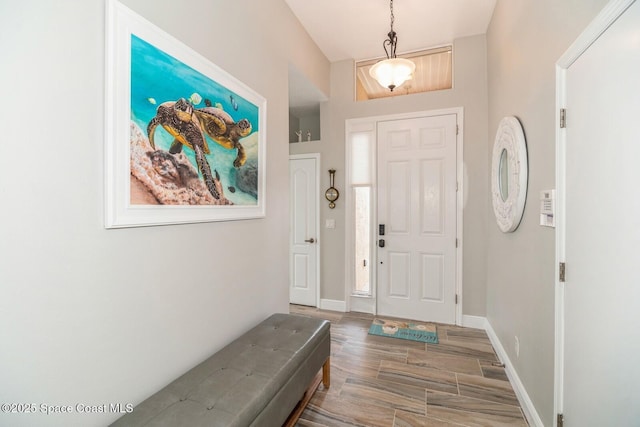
[{"xmin": 369, "ymin": 57, "xmax": 415, "ymax": 91}]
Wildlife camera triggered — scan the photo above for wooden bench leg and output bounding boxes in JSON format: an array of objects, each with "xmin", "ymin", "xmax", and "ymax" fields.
[
  {"xmin": 322, "ymin": 357, "xmax": 330, "ymax": 388},
  {"xmin": 283, "ymin": 359, "xmax": 329, "ymax": 427}
]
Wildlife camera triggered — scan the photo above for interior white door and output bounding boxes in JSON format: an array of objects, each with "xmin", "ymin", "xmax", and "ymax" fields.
[
  {"xmin": 289, "ymin": 156, "xmax": 319, "ymax": 306},
  {"xmin": 377, "ymin": 114, "xmax": 457, "ymax": 323},
  {"xmin": 562, "ymin": 1, "xmax": 640, "ymax": 424}
]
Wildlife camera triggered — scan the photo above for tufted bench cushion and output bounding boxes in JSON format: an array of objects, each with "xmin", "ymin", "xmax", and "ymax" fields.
[{"xmin": 111, "ymin": 313, "xmax": 330, "ymax": 427}]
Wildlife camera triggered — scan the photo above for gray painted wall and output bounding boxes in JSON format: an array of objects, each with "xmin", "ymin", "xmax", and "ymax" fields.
[
  {"xmin": 485, "ymin": 0, "xmax": 608, "ymax": 424},
  {"xmin": 291, "ymin": 35, "xmax": 490, "ymax": 317},
  {"xmin": 0, "ymin": 1, "xmax": 328, "ymax": 426},
  {"xmin": 288, "ymin": 112, "xmax": 321, "ymax": 143}
]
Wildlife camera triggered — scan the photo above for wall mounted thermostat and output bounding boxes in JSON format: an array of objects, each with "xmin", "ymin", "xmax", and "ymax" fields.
[{"xmin": 540, "ymin": 190, "xmax": 555, "ymax": 228}]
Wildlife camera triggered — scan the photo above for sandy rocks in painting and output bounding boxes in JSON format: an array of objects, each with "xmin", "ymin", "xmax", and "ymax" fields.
[
  {"xmin": 235, "ymin": 132, "xmax": 258, "ymax": 198},
  {"xmin": 129, "ymin": 121, "xmax": 231, "ymax": 205}
]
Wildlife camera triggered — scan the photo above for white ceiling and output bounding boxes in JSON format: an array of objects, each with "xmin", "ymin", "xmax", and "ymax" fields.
[{"xmin": 285, "ymin": 0, "xmax": 497, "ymax": 62}]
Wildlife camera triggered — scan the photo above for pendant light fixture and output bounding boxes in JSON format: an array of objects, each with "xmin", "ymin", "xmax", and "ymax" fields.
[{"xmin": 369, "ymin": 0, "xmax": 415, "ymax": 92}]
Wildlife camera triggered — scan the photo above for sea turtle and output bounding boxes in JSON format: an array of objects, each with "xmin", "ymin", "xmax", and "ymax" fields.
[
  {"xmin": 147, "ymin": 98, "xmax": 220, "ymax": 199},
  {"xmin": 195, "ymin": 99, "xmax": 252, "ymax": 168}
]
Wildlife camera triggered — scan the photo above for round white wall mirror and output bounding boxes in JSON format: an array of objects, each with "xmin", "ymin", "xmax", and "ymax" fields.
[{"xmin": 491, "ymin": 116, "xmax": 528, "ymax": 233}]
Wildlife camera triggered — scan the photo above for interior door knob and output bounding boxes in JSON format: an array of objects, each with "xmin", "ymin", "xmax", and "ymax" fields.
[{"xmin": 305, "ymin": 238, "xmax": 315, "ymax": 243}]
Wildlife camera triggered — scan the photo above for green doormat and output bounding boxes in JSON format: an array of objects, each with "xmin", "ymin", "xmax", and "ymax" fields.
[{"xmin": 368, "ymin": 318, "xmax": 438, "ymax": 344}]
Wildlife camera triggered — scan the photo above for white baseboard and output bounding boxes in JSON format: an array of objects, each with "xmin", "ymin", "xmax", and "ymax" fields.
[
  {"xmin": 349, "ymin": 296, "xmax": 375, "ymax": 314},
  {"xmin": 319, "ymin": 299, "xmax": 346, "ymax": 312},
  {"xmin": 461, "ymin": 314, "xmax": 487, "ymax": 329},
  {"xmin": 483, "ymin": 319, "xmax": 544, "ymax": 427}
]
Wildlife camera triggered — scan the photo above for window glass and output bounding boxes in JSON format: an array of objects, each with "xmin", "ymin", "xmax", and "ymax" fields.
[
  {"xmin": 354, "ymin": 186, "xmax": 371, "ymax": 295},
  {"xmin": 356, "ymin": 46, "xmax": 452, "ymax": 101}
]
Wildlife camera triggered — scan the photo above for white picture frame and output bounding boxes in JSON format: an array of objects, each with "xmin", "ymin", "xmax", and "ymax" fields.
[{"xmin": 105, "ymin": 0, "xmax": 266, "ymax": 228}]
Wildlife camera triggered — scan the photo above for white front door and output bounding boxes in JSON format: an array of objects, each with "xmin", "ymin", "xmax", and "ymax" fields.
[
  {"xmin": 289, "ymin": 155, "xmax": 319, "ymax": 307},
  {"xmin": 377, "ymin": 114, "xmax": 457, "ymax": 323},
  {"xmin": 559, "ymin": 1, "xmax": 640, "ymax": 424}
]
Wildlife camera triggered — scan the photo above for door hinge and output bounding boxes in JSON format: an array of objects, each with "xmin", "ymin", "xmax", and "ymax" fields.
[
  {"xmin": 456, "ymin": 124, "xmax": 459, "ymax": 135},
  {"xmin": 455, "ymin": 238, "xmax": 459, "ymax": 248},
  {"xmin": 557, "ymin": 413, "xmax": 564, "ymax": 427},
  {"xmin": 455, "ymin": 294, "xmax": 459, "ymax": 304},
  {"xmin": 456, "ymin": 181, "xmax": 459, "ymax": 192},
  {"xmin": 559, "ymin": 262, "xmax": 566, "ymax": 283},
  {"xmin": 560, "ymin": 108, "xmax": 566, "ymax": 128}
]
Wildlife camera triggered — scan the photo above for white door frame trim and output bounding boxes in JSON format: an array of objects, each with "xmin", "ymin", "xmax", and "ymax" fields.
[
  {"xmin": 289, "ymin": 153, "xmax": 321, "ymax": 308},
  {"xmin": 344, "ymin": 107, "xmax": 464, "ymax": 325},
  {"xmin": 554, "ymin": 0, "xmax": 635, "ymax": 423}
]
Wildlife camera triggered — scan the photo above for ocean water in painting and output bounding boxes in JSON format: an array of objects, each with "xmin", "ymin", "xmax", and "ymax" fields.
[{"xmin": 130, "ymin": 34, "xmax": 259, "ymax": 205}]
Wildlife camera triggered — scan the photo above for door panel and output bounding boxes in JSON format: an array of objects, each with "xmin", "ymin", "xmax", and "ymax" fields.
[
  {"xmin": 292, "ymin": 254, "xmax": 309, "ymax": 289},
  {"xmin": 421, "ymin": 254, "xmax": 444, "ymax": 302},
  {"xmin": 562, "ymin": 1, "xmax": 640, "ymax": 424},
  {"xmin": 377, "ymin": 114, "xmax": 457, "ymax": 323},
  {"xmin": 387, "ymin": 161, "xmax": 411, "ymax": 233},
  {"xmin": 421, "ymin": 159, "xmax": 444, "ymax": 234},
  {"xmin": 289, "ymin": 157, "xmax": 318, "ymax": 306},
  {"xmin": 388, "ymin": 251, "xmax": 411, "ymax": 297}
]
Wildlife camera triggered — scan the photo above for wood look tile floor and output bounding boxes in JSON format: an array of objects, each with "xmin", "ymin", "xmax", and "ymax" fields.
[{"xmin": 290, "ymin": 305, "xmax": 528, "ymax": 427}]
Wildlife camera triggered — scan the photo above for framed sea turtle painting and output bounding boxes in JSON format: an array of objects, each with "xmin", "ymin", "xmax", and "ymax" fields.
[{"xmin": 104, "ymin": 0, "xmax": 266, "ymax": 228}]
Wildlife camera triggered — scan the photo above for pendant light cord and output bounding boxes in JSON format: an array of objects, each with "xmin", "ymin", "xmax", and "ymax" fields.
[{"xmin": 390, "ymin": 0, "xmax": 395, "ymax": 34}]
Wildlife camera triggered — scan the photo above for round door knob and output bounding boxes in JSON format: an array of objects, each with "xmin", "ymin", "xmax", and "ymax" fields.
[{"xmin": 304, "ymin": 238, "xmax": 315, "ymax": 243}]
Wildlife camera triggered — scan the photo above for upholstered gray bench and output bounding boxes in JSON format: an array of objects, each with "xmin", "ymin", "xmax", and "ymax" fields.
[{"xmin": 111, "ymin": 313, "xmax": 330, "ymax": 427}]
